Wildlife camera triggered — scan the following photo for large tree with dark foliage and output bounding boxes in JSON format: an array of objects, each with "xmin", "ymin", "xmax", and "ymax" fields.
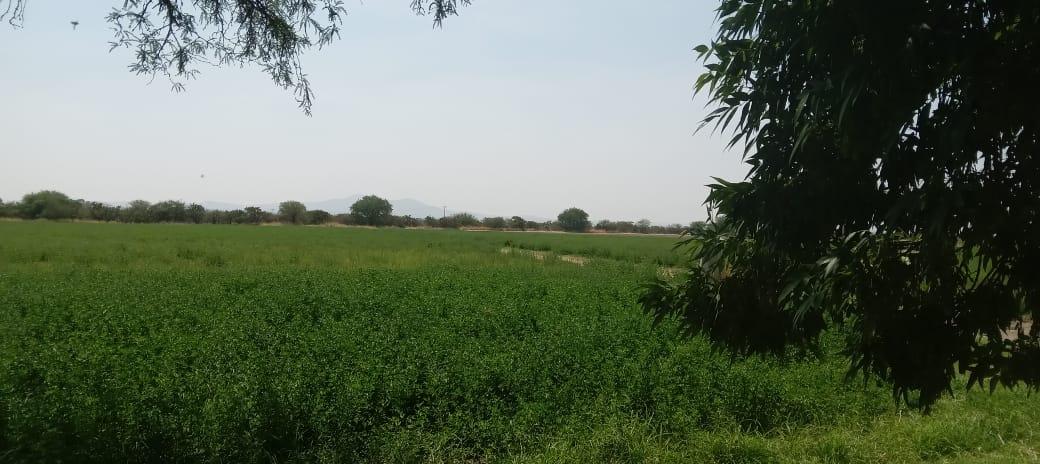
[
  {"xmin": 17, "ymin": 191, "xmax": 79, "ymax": 220},
  {"xmin": 306, "ymin": 209, "xmax": 331, "ymax": 225},
  {"xmin": 641, "ymin": 1, "xmax": 1040, "ymax": 409},
  {"xmin": 0, "ymin": 0, "xmax": 470, "ymax": 113},
  {"xmin": 350, "ymin": 195, "xmax": 393, "ymax": 226},
  {"xmin": 557, "ymin": 208, "xmax": 590, "ymax": 233},
  {"xmin": 278, "ymin": 200, "xmax": 307, "ymax": 224}
]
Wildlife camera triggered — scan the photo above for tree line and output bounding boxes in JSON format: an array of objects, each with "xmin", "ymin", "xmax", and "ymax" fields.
[{"xmin": 0, "ymin": 191, "xmax": 698, "ymax": 234}]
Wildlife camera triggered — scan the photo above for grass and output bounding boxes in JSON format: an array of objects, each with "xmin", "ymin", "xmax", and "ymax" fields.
[
  {"xmin": 0, "ymin": 222, "xmax": 683, "ymax": 269},
  {"xmin": 0, "ymin": 221, "xmax": 1036, "ymax": 463},
  {"xmin": 493, "ymin": 231, "xmax": 686, "ymax": 266}
]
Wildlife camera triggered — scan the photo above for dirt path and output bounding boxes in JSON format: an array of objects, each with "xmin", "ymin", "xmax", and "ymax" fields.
[
  {"xmin": 499, "ymin": 247, "xmax": 588, "ymax": 266},
  {"xmin": 499, "ymin": 246, "xmax": 682, "ymax": 273}
]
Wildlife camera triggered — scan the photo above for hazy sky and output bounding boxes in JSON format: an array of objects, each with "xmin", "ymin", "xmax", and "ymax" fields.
[{"xmin": 0, "ymin": 1, "xmax": 747, "ymax": 224}]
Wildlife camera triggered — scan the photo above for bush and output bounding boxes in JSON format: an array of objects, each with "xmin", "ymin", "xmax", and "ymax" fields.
[
  {"xmin": 17, "ymin": 191, "xmax": 79, "ymax": 220},
  {"xmin": 392, "ymin": 215, "xmax": 420, "ymax": 228}
]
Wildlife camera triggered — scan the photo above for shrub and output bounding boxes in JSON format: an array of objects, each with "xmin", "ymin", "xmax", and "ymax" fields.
[{"xmin": 17, "ymin": 191, "xmax": 79, "ymax": 220}]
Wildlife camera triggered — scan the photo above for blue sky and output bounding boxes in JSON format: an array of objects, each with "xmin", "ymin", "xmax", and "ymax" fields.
[{"xmin": 0, "ymin": 1, "xmax": 747, "ymax": 224}]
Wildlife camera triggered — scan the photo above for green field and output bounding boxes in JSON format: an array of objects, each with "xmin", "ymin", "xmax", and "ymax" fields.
[{"xmin": 0, "ymin": 221, "xmax": 1037, "ymax": 463}]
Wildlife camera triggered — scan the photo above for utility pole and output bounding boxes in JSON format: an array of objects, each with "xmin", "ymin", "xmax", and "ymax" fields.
[{"xmin": 442, "ymin": 205, "xmax": 446, "ymax": 218}]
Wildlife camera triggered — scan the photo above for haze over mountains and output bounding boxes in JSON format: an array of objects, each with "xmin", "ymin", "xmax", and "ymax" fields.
[{"xmin": 195, "ymin": 196, "xmax": 551, "ymax": 223}]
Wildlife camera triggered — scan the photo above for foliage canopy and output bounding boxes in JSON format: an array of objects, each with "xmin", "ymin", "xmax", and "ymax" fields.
[
  {"xmin": 350, "ymin": 195, "xmax": 393, "ymax": 226},
  {"xmin": 278, "ymin": 200, "xmax": 307, "ymax": 224},
  {"xmin": 641, "ymin": 0, "xmax": 1040, "ymax": 409},
  {"xmin": 0, "ymin": 0, "xmax": 471, "ymax": 113},
  {"xmin": 17, "ymin": 191, "xmax": 79, "ymax": 220},
  {"xmin": 306, "ymin": 209, "xmax": 332, "ymax": 225},
  {"xmin": 557, "ymin": 208, "xmax": 591, "ymax": 233}
]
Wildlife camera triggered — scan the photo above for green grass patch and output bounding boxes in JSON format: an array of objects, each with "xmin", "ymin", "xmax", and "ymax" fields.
[{"xmin": 0, "ymin": 222, "xmax": 1036, "ymax": 462}]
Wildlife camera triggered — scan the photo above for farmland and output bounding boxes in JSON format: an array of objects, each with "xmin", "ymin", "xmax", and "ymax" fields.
[{"xmin": 0, "ymin": 221, "xmax": 1037, "ymax": 463}]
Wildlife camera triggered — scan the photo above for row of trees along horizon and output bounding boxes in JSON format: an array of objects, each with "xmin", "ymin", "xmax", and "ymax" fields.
[{"xmin": 0, "ymin": 191, "xmax": 701, "ymax": 234}]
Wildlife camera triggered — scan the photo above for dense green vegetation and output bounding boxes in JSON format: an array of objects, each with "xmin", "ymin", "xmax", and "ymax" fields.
[
  {"xmin": 647, "ymin": 0, "xmax": 1040, "ymax": 410},
  {"xmin": 556, "ymin": 208, "xmax": 591, "ymax": 233},
  {"xmin": 350, "ymin": 196, "xmax": 394, "ymax": 226},
  {"xmin": 0, "ymin": 222, "xmax": 1037, "ymax": 462},
  {"xmin": 502, "ymin": 231, "xmax": 685, "ymax": 267}
]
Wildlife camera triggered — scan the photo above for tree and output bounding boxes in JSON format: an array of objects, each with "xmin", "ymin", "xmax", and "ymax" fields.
[
  {"xmin": 482, "ymin": 216, "xmax": 506, "ymax": 229},
  {"xmin": 636, "ymin": 219, "xmax": 652, "ymax": 234},
  {"xmin": 510, "ymin": 216, "xmax": 526, "ymax": 231},
  {"xmin": 122, "ymin": 200, "xmax": 152, "ymax": 223},
  {"xmin": 349, "ymin": 195, "xmax": 393, "ymax": 226},
  {"xmin": 18, "ymin": 191, "xmax": 79, "ymax": 220},
  {"xmin": 243, "ymin": 207, "xmax": 267, "ymax": 225},
  {"xmin": 688, "ymin": 221, "xmax": 707, "ymax": 235},
  {"xmin": 0, "ymin": 1, "xmax": 470, "ymax": 113},
  {"xmin": 641, "ymin": 1, "xmax": 1040, "ymax": 410},
  {"xmin": 334, "ymin": 213, "xmax": 355, "ymax": 226},
  {"xmin": 615, "ymin": 221, "xmax": 635, "ymax": 233},
  {"xmin": 186, "ymin": 204, "xmax": 206, "ymax": 224},
  {"xmin": 148, "ymin": 200, "xmax": 187, "ymax": 223},
  {"xmin": 451, "ymin": 212, "xmax": 479, "ymax": 227},
  {"xmin": 226, "ymin": 209, "xmax": 249, "ymax": 224},
  {"xmin": 203, "ymin": 209, "xmax": 225, "ymax": 224},
  {"xmin": 557, "ymin": 208, "xmax": 590, "ymax": 233},
  {"xmin": 306, "ymin": 209, "xmax": 331, "ymax": 225},
  {"xmin": 653, "ymin": 224, "xmax": 686, "ymax": 235},
  {"xmin": 78, "ymin": 202, "xmax": 121, "ymax": 222},
  {"xmin": 278, "ymin": 201, "xmax": 307, "ymax": 225}
]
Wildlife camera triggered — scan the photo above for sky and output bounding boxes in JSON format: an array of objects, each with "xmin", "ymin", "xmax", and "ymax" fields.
[{"xmin": 0, "ymin": 1, "xmax": 748, "ymax": 224}]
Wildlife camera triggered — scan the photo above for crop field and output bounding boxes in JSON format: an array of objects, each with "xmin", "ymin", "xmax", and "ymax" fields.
[
  {"xmin": 494, "ymin": 231, "xmax": 686, "ymax": 266},
  {"xmin": 0, "ymin": 221, "xmax": 1038, "ymax": 463}
]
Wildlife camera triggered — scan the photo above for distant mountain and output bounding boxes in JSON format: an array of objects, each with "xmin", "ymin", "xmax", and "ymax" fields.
[{"xmin": 390, "ymin": 198, "xmax": 447, "ymax": 219}]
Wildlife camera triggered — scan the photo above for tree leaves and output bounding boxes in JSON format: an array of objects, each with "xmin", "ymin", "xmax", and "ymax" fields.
[
  {"xmin": 644, "ymin": 0, "xmax": 1040, "ymax": 409},
  {"xmin": 2, "ymin": 0, "xmax": 472, "ymax": 113}
]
